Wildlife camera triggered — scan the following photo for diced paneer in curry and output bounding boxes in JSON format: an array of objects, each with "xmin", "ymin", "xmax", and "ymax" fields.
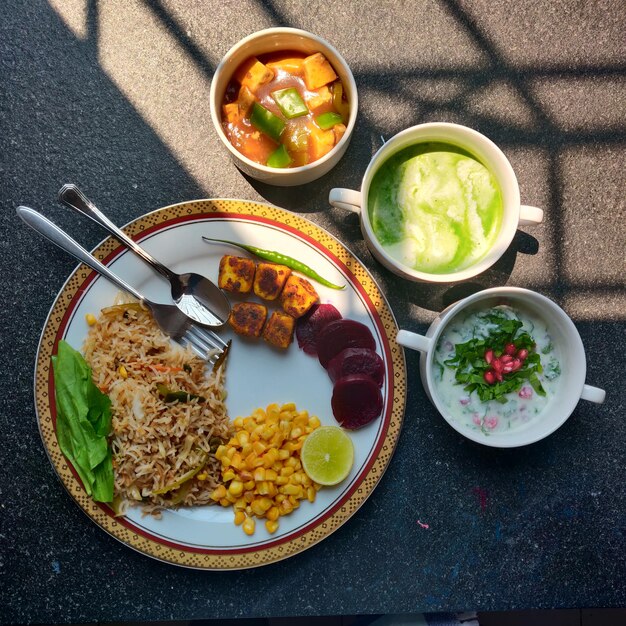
[
  {"xmin": 333, "ymin": 123, "xmax": 347, "ymax": 145},
  {"xmin": 302, "ymin": 53, "xmax": 338, "ymax": 91},
  {"xmin": 222, "ymin": 102, "xmax": 241, "ymax": 125},
  {"xmin": 228, "ymin": 302, "xmax": 268, "ymax": 337},
  {"xmin": 218, "ymin": 255, "xmax": 256, "ymax": 294},
  {"xmin": 253, "ymin": 262, "xmax": 292, "ymax": 301},
  {"xmin": 280, "ymin": 275, "xmax": 319, "ymax": 318},
  {"xmin": 235, "ymin": 57, "xmax": 274, "ymax": 94},
  {"xmin": 262, "ymin": 311, "xmax": 295, "ymax": 349},
  {"xmin": 305, "ymin": 85, "xmax": 332, "ymax": 112},
  {"xmin": 266, "ymin": 57, "xmax": 304, "ymax": 75},
  {"xmin": 308, "ymin": 124, "xmax": 336, "ymax": 161},
  {"xmin": 237, "ymin": 85, "xmax": 256, "ymax": 116}
]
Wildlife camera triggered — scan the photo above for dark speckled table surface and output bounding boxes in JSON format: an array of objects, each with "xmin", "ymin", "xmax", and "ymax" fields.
[{"xmin": 1, "ymin": 1, "xmax": 625, "ymax": 624}]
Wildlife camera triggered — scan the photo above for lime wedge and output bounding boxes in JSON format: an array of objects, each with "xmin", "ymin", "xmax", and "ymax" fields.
[{"xmin": 301, "ymin": 426, "xmax": 354, "ymax": 486}]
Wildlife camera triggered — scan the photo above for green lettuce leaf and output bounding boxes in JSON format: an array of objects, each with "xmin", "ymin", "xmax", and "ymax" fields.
[{"xmin": 52, "ymin": 340, "xmax": 113, "ymax": 502}]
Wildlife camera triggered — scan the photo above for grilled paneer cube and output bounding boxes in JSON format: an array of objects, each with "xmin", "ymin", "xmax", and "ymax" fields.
[
  {"xmin": 228, "ymin": 302, "xmax": 267, "ymax": 337},
  {"xmin": 262, "ymin": 311, "xmax": 295, "ymax": 349},
  {"xmin": 218, "ymin": 255, "xmax": 255, "ymax": 294},
  {"xmin": 279, "ymin": 274, "xmax": 319, "ymax": 318},
  {"xmin": 253, "ymin": 262, "xmax": 292, "ymax": 301}
]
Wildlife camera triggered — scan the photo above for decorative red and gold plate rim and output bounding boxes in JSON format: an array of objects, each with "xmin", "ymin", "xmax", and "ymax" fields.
[{"xmin": 34, "ymin": 199, "xmax": 406, "ymax": 569}]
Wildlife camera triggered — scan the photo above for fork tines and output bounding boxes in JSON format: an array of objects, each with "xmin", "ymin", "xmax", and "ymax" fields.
[{"xmin": 179, "ymin": 324, "xmax": 228, "ymax": 364}]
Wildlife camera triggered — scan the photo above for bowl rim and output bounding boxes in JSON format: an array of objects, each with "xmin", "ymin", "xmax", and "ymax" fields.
[
  {"xmin": 421, "ymin": 286, "xmax": 587, "ymax": 448},
  {"xmin": 209, "ymin": 27, "xmax": 358, "ymax": 178}
]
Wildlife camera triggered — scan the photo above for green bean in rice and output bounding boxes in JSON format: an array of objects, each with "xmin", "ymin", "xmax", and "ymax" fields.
[{"xmin": 83, "ymin": 303, "xmax": 231, "ymax": 514}]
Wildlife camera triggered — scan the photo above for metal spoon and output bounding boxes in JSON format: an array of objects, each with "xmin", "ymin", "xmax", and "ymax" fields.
[{"xmin": 57, "ymin": 184, "xmax": 230, "ymax": 328}]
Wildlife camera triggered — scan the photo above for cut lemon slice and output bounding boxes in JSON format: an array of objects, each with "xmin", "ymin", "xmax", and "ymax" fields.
[{"xmin": 301, "ymin": 426, "xmax": 354, "ymax": 486}]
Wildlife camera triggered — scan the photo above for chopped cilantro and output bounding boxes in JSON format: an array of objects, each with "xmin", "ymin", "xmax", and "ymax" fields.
[{"xmin": 444, "ymin": 309, "xmax": 546, "ymax": 402}]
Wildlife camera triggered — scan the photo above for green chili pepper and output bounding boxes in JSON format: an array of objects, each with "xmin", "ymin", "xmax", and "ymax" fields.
[
  {"xmin": 271, "ymin": 88, "xmax": 308, "ymax": 119},
  {"xmin": 250, "ymin": 102, "xmax": 285, "ymax": 142},
  {"xmin": 316, "ymin": 111, "xmax": 343, "ymax": 130},
  {"xmin": 267, "ymin": 144, "xmax": 292, "ymax": 168},
  {"xmin": 202, "ymin": 237, "xmax": 345, "ymax": 290}
]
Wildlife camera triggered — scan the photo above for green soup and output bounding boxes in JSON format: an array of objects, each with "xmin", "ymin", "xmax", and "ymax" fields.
[{"xmin": 367, "ymin": 142, "xmax": 503, "ymax": 274}]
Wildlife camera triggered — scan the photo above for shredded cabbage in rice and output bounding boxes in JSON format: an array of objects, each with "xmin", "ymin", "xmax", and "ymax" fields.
[{"xmin": 82, "ymin": 303, "xmax": 231, "ymax": 514}]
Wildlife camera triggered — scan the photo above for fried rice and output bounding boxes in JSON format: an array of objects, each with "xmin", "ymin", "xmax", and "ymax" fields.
[{"xmin": 83, "ymin": 302, "xmax": 231, "ymax": 514}]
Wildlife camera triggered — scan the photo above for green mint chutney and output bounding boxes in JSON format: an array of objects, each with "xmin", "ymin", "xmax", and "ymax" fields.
[{"xmin": 367, "ymin": 142, "xmax": 503, "ymax": 274}]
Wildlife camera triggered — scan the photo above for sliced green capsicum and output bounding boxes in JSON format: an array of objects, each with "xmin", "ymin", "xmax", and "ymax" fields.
[
  {"xmin": 250, "ymin": 102, "xmax": 285, "ymax": 142},
  {"xmin": 267, "ymin": 144, "xmax": 292, "ymax": 168},
  {"xmin": 271, "ymin": 88, "xmax": 308, "ymax": 119},
  {"xmin": 316, "ymin": 111, "xmax": 343, "ymax": 130}
]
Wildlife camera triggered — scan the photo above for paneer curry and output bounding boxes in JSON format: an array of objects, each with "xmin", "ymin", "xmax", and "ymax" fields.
[{"xmin": 221, "ymin": 51, "xmax": 350, "ymax": 168}]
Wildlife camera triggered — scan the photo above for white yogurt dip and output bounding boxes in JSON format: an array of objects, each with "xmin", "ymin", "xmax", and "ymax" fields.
[{"xmin": 432, "ymin": 305, "xmax": 561, "ymax": 436}]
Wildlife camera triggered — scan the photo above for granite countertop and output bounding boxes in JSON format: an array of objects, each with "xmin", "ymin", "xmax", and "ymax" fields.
[{"xmin": 1, "ymin": 1, "xmax": 624, "ymax": 624}]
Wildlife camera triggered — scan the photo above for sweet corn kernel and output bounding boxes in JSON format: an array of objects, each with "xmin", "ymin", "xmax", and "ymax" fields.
[
  {"xmin": 211, "ymin": 485, "xmax": 226, "ymax": 501},
  {"xmin": 234, "ymin": 510, "xmax": 246, "ymax": 525},
  {"xmin": 85, "ymin": 313, "xmax": 97, "ymax": 326},
  {"xmin": 228, "ymin": 480, "xmax": 243, "ymax": 497},
  {"xmin": 118, "ymin": 365, "xmax": 128, "ymax": 379},
  {"xmin": 308, "ymin": 415, "xmax": 321, "ymax": 429},
  {"xmin": 242, "ymin": 516, "xmax": 255, "ymax": 536},
  {"xmin": 266, "ymin": 506, "xmax": 280, "ymax": 521},
  {"xmin": 265, "ymin": 519, "xmax": 279, "ymax": 534},
  {"xmin": 196, "ymin": 473, "xmax": 207, "ymax": 481}
]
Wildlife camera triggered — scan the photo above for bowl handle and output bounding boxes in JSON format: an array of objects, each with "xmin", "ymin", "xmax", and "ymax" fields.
[
  {"xmin": 396, "ymin": 329, "xmax": 433, "ymax": 354},
  {"xmin": 519, "ymin": 205, "xmax": 544, "ymax": 226},
  {"xmin": 580, "ymin": 384, "xmax": 606, "ymax": 404},
  {"xmin": 329, "ymin": 188, "xmax": 362, "ymax": 214}
]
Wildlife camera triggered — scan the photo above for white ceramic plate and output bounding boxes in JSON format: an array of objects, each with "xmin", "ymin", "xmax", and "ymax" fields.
[{"xmin": 34, "ymin": 199, "xmax": 406, "ymax": 569}]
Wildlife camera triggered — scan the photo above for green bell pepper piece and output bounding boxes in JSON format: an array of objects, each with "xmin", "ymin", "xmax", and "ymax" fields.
[
  {"xmin": 267, "ymin": 144, "xmax": 292, "ymax": 168},
  {"xmin": 271, "ymin": 88, "xmax": 308, "ymax": 119},
  {"xmin": 250, "ymin": 102, "xmax": 285, "ymax": 142},
  {"xmin": 316, "ymin": 111, "xmax": 343, "ymax": 130}
]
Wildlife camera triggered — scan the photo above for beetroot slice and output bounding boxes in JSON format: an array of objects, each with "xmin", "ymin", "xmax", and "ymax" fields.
[
  {"xmin": 327, "ymin": 348, "xmax": 385, "ymax": 387},
  {"xmin": 317, "ymin": 319, "xmax": 376, "ymax": 368},
  {"xmin": 331, "ymin": 374, "xmax": 383, "ymax": 429},
  {"xmin": 295, "ymin": 304, "xmax": 342, "ymax": 356}
]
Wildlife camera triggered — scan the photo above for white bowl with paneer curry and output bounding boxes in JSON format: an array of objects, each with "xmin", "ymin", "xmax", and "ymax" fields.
[{"xmin": 210, "ymin": 28, "xmax": 358, "ymax": 186}]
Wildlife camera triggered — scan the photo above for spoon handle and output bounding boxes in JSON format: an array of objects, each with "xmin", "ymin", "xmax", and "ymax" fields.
[
  {"xmin": 58, "ymin": 184, "xmax": 175, "ymax": 282},
  {"xmin": 16, "ymin": 206, "xmax": 146, "ymax": 303}
]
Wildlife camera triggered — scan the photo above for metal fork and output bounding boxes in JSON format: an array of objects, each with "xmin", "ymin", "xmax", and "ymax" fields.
[{"xmin": 17, "ymin": 206, "xmax": 227, "ymax": 363}]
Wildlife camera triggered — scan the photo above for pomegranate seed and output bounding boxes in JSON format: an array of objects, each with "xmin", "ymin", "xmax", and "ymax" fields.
[
  {"xmin": 517, "ymin": 348, "xmax": 529, "ymax": 361},
  {"xmin": 500, "ymin": 354, "xmax": 513, "ymax": 364},
  {"xmin": 484, "ymin": 349, "xmax": 494, "ymax": 364},
  {"xmin": 504, "ymin": 343, "xmax": 517, "ymax": 356},
  {"xmin": 483, "ymin": 369, "xmax": 496, "ymax": 385},
  {"xmin": 492, "ymin": 358, "xmax": 503, "ymax": 372},
  {"xmin": 510, "ymin": 358, "xmax": 522, "ymax": 372},
  {"xmin": 502, "ymin": 364, "xmax": 514, "ymax": 373},
  {"xmin": 494, "ymin": 370, "xmax": 503, "ymax": 382}
]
